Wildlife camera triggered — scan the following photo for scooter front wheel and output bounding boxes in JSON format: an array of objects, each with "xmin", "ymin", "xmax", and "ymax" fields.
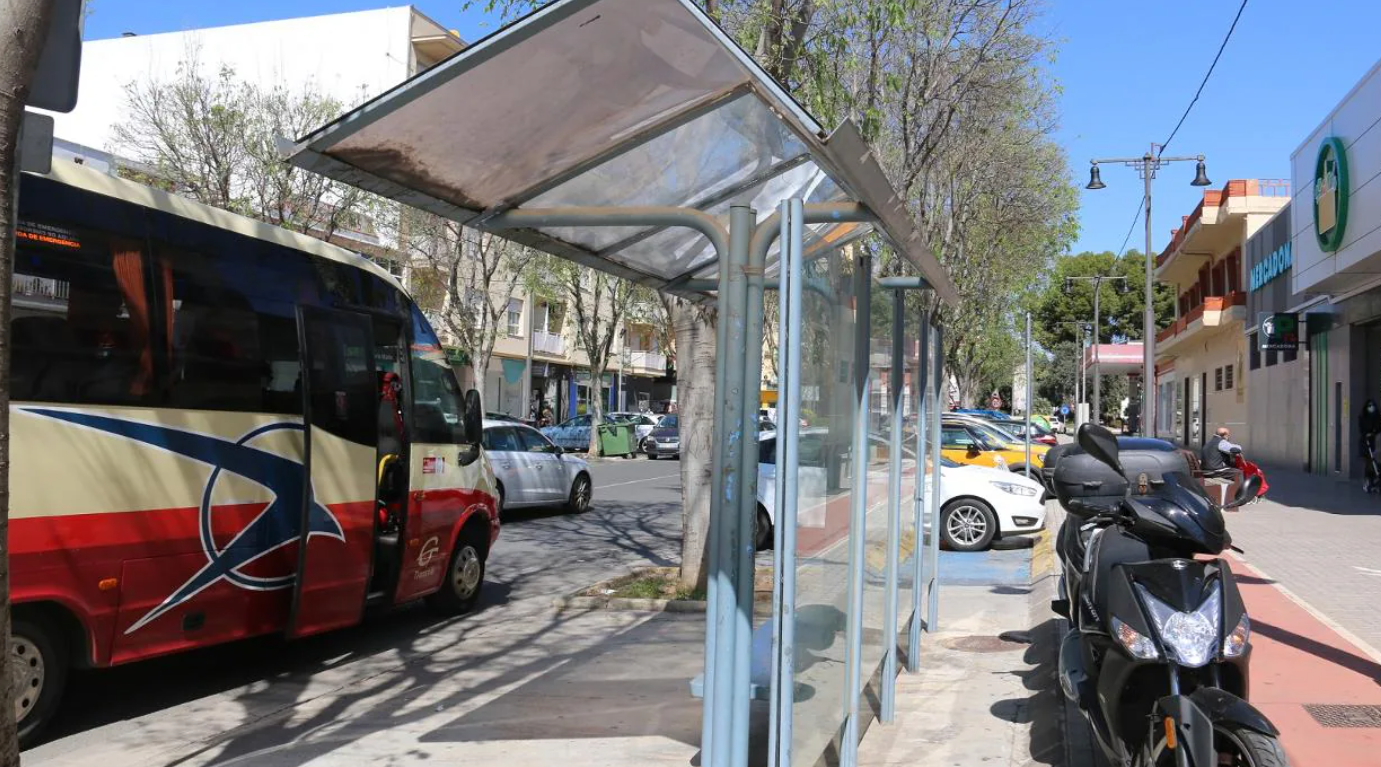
[{"xmin": 1214, "ymin": 722, "xmax": 1290, "ymax": 767}]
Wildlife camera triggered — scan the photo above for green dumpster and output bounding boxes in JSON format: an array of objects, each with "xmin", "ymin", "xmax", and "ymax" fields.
[{"xmin": 597, "ymin": 422, "xmax": 636, "ymax": 458}]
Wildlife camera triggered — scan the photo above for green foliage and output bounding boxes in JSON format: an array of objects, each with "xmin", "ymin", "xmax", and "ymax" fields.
[{"xmin": 1032, "ymin": 250, "xmax": 1176, "ymax": 349}]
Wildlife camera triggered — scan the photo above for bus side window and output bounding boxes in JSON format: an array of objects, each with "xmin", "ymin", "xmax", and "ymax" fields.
[
  {"xmin": 408, "ymin": 306, "xmax": 465, "ymax": 444},
  {"xmin": 11, "ymin": 220, "xmax": 158, "ymax": 407},
  {"xmin": 160, "ymin": 247, "xmax": 301, "ymax": 414}
]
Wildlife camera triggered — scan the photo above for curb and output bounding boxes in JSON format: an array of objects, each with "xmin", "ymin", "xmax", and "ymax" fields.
[{"xmin": 554, "ymin": 595, "xmax": 708, "ymax": 612}]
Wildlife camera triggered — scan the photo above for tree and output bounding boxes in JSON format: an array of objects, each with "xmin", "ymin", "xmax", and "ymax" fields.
[
  {"xmin": 403, "ymin": 213, "xmax": 538, "ymax": 405},
  {"xmin": 1, "ymin": 4, "xmax": 57, "ymax": 759},
  {"xmin": 112, "ymin": 50, "xmax": 371, "ymax": 243},
  {"xmin": 539, "ymin": 259, "xmax": 638, "ymax": 454},
  {"xmin": 1032, "ymin": 250, "xmax": 1175, "ymax": 350}
]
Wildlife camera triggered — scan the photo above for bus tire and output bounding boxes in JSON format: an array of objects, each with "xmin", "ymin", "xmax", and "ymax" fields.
[
  {"xmin": 426, "ymin": 527, "xmax": 487, "ymax": 616},
  {"xmin": 14, "ymin": 615, "xmax": 67, "ymax": 749}
]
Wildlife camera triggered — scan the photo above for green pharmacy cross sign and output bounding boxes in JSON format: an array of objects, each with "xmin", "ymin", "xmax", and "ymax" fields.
[
  {"xmin": 1314, "ymin": 137, "xmax": 1349, "ymax": 252},
  {"xmin": 1260, "ymin": 313, "xmax": 1299, "ymax": 352}
]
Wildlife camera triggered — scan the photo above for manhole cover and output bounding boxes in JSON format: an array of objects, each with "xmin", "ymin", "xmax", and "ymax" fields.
[
  {"xmin": 941, "ymin": 635, "xmax": 1025, "ymax": 653},
  {"xmin": 1304, "ymin": 705, "xmax": 1381, "ymax": 728}
]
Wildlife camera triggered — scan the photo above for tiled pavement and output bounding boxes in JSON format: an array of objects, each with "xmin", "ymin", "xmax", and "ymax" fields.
[{"xmin": 1223, "ymin": 464, "xmax": 1381, "ymax": 658}]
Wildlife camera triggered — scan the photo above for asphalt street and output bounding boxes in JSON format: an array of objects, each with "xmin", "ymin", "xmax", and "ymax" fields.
[{"xmin": 27, "ymin": 456, "xmax": 687, "ymax": 765}]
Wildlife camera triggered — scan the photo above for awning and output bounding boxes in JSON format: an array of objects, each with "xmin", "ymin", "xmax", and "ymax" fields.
[{"xmin": 282, "ymin": 0, "xmax": 957, "ymax": 305}]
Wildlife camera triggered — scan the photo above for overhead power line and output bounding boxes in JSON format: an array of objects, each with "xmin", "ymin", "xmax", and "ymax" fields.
[
  {"xmin": 1160, "ymin": 0, "xmax": 1249, "ymax": 154},
  {"xmin": 1116, "ymin": 196, "xmax": 1145, "ymax": 258}
]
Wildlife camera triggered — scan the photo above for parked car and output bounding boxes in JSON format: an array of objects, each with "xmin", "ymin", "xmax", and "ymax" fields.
[
  {"xmin": 541, "ymin": 413, "xmax": 620, "ymax": 451},
  {"xmin": 482, "ymin": 420, "xmax": 593, "ymax": 514},
  {"xmin": 643, "ymin": 413, "xmax": 680, "ymax": 459},
  {"xmin": 610, "ymin": 411, "xmax": 661, "ymax": 441},
  {"xmin": 754, "ymin": 435, "xmax": 1045, "ymax": 552},
  {"xmin": 485, "ymin": 411, "xmax": 523, "ymax": 423},
  {"xmin": 939, "ymin": 417, "xmax": 1049, "ymax": 473},
  {"xmin": 977, "ymin": 416, "xmax": 1058, "ymax": 446},
  {"xmin": 952, "ymin": 408, "xmax": 1012, "ymax": 420}
]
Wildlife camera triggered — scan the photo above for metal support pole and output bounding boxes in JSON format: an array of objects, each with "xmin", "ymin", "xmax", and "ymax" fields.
[
  {"xmin": 1092, "ymin": 277, "xmax": 1102, "ymax": 425},
  {"xmin": 704, "ymin": 205, "xmax": 753, "ymax": 767},
  {"xmin": 907, "ymin": 318, "xmax": 930, "ymax": 669},
  {"xmin": 1079, "ymin": 325, "xmax": 1087, "ymax": 424},
  {"xmin": 926, "ymin": 324, "xmax": 943, "ymax": 633},
  {"xmin": 881, "ymin": 288, "xmax": 906, "ymax": 722},
  {"xmin": 842, "ymin": 250, "xmax": 872, "ymax": 767},
  {"xmin": 769, "ymin": 198, "xmax": 805, "ymax": 767},
  {"xmin": 1024, "ymin": 313, "xmax": 1032, "ymax": 479},
  {"xmin": 732, "ymin": 206, "xmax": 766, "ymax": 767},
  {"xmin": 1143, "ymin": 160, "xmax": 1157, "ymax": 437}
]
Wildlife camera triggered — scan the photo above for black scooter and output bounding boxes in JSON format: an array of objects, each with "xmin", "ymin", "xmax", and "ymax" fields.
[{"xmin": 1053, "ymin": 424, "xmax": 1288, "ymax": 767}]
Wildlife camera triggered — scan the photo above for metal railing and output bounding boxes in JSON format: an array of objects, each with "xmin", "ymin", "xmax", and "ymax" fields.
[{"xmin": 533, "ymin": 330, "xmax": 566, "ymax": 356}]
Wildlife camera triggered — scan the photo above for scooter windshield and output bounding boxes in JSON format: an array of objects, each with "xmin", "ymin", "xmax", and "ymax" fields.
[{"xmin": 1143, "ymin": 472, "xmax": 1230, "ymax": 555}]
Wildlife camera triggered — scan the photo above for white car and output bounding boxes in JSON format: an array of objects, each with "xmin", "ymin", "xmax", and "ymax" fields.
[
  {"xmin": 609, "ymin": 412, "xmax": 661, "ymax": 441},
  {"xmin": 934, "ymin": 457, "xmax": 1045, "ymax": 551},
  {"xmin": 754, "ymin": 433, "xmax": 1045, "ymax": 552},
  {"xmin": 482, "ymin": 420, "xmax": 593, "ymax": 514}
]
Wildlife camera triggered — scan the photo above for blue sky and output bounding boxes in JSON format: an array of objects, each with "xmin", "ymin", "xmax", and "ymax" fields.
[{"xmin": 85, "ymin": 0, "xmax": 1381, "ymax": 257}]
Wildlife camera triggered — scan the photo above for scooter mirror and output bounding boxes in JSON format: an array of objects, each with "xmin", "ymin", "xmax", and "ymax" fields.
[
  {"xmin": 1225, "ymin": 474, "xmax": 1263, "ymax": 509},
  {"xmin": 1077, "ymin": 422, "xmax": 1124, "ymax": 477}
]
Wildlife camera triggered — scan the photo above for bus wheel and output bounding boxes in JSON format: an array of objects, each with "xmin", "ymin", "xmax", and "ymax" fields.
[
  {"xmin": 14, "ymin": 616, "xmax": 67, "ymax": 749},
  {"xmin": 426, "ymin": 529, "xmax": 486, "ymax": 616}
]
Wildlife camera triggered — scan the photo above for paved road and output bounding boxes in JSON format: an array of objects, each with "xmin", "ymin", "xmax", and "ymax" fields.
[{"xmin": 28, "ymin": 456, "xmax": 687, "ymax": 766}]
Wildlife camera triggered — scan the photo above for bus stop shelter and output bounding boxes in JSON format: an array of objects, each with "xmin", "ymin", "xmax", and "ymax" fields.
[{"xmin": 281, "ymin": 1, "xmax": 959, "ymax": 765}]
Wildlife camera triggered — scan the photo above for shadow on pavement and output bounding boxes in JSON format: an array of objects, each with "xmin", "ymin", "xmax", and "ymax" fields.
[
  {"xmin": 1252, "ymin": 619, "xmax": 1381, "ymax": 685},
  {"xmin": 988, "ymin": 616, "xmax": 1062, "ymax": 766},
  {"xmin": 1253, "ymin": 464, "xmax": 1380, "ymax": 517}
]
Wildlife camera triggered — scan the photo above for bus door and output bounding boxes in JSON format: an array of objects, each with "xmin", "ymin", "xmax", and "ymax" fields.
[{"xmin": 288, "ymin": 307, "xmax": 379, "ymax": 639}]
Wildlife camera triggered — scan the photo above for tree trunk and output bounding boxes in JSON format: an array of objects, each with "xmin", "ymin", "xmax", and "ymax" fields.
[
  {"xmin": 471, "ymin": 358, "xmax": 489, "ymax": 411},
  {"xmin": 674, "ymin": 301, "xmax": 716, "ymax": 592},
  {"xmin": 0, "ymin": 3, "xmax": 57, "ymax": 760},
  {"xmin": 586, "ymin": 364, "xmax": 605, "ymax": 455}
]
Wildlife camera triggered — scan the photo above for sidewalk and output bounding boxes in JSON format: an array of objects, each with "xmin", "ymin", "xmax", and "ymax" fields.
[
  {"xmin": 857, "ymin": 548, "xmax": 1061, "ymax": 767},
  {"xmin": 1224, "ymin": 464, "xmax": 1381, "ymax": 765}
]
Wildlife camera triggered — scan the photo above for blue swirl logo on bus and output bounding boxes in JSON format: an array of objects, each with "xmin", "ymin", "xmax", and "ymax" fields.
[{"xmin": 21, "ymin": 409, "xmax": 343, "ymax": 633}]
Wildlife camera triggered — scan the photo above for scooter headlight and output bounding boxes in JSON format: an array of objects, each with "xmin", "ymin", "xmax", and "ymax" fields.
[
  {"xmin": 1112, "ymin": 617, "xmax": 1159, "ymax": 660},
  {"xmin": 1223, "ymin": 613, "xmax": 1250, "ymax": 658},
  {"xmin": 1137, "ymin": 581, "xmax": 1222, "ymax": 668}
]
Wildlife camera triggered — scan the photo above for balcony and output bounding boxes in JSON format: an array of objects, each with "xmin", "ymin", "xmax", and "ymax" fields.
[
  {"xmin": 533, "ymin": 330, "xmax": 566, "ymax": 357},
  {"xmin": 627, "ymin": 351, "xmax": 668, "ymax": 375},
  {"xmin": 1155, "ymin": 291, "xmax": 1246, "ymax": 355}
]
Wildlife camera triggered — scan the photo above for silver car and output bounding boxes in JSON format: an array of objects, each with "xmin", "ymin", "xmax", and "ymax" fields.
[{"xmin": 482, "ymin": 420, "xmax": 593, "ymax": 514}]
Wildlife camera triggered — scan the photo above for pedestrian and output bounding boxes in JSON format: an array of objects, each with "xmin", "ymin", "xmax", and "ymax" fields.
[
  {"xmin": 1359, "ymin": 399, "xmax": 1381, "ymax": 491},
  {"xmin": 1201, "ymin": 427, "xmax": 1243, "ymax": 485}
]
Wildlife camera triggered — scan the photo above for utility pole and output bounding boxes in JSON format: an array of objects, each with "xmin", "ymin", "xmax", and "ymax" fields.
[{"xmin": 1087, "ymin": 144, "xmax": 1211, "ymax": 438}]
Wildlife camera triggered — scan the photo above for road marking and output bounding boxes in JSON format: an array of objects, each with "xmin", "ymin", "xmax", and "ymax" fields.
[
  {"xmin": 595, "ymin": 474, "xmax": 679, "ymax": 490},
  {"xmin": 1353, "ymin": 565, "xmax": 1381, "ymax": 577}
]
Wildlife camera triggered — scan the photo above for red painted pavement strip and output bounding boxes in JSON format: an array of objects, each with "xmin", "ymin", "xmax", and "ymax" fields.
[{"xmin": 1230, "ymin": 556, "xmax": 1381, "ymax": 766}]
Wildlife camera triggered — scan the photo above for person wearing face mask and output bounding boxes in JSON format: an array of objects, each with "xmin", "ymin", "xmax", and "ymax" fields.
[{"xmin": 1361, "ymin": 399, "xmax": 1381, "ymax": 492}]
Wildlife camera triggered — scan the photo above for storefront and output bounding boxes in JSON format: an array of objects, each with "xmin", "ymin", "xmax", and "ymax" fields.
[
  {"xmin": 1244, "ymin": 203, "xmax": 1316, "ymax": 469},
  {"xmin": 1288, "ymin": 58, "xmax": 1381, "ymax": 477}
]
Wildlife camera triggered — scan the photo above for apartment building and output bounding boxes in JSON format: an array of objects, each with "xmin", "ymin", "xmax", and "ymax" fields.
[{"xmin": 1153, "ymin": 180, "xmax": 1289, "ymax": 447}]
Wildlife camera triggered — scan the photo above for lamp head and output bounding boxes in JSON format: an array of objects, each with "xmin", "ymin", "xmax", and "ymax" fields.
[
  {"xmin": 1086, "ymin": 163, "xmax": 1106, "ymax": 190},
  {"xmin": 1191, "ymin": 159, "xmax": 1211, "ymax": 187}
]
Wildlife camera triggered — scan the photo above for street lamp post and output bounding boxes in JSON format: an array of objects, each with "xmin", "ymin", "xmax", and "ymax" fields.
[
  {"xmin": 1064, "ymin": 275, "xmax": 1129, "ymax": 425},
  {"xmin": 1055, "ymin": 320, "xmax": 1090, "ymax": 422},
  {"xmin": 1087, "ymin": 143, "xmax": 1211, "ymax": 437}
]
